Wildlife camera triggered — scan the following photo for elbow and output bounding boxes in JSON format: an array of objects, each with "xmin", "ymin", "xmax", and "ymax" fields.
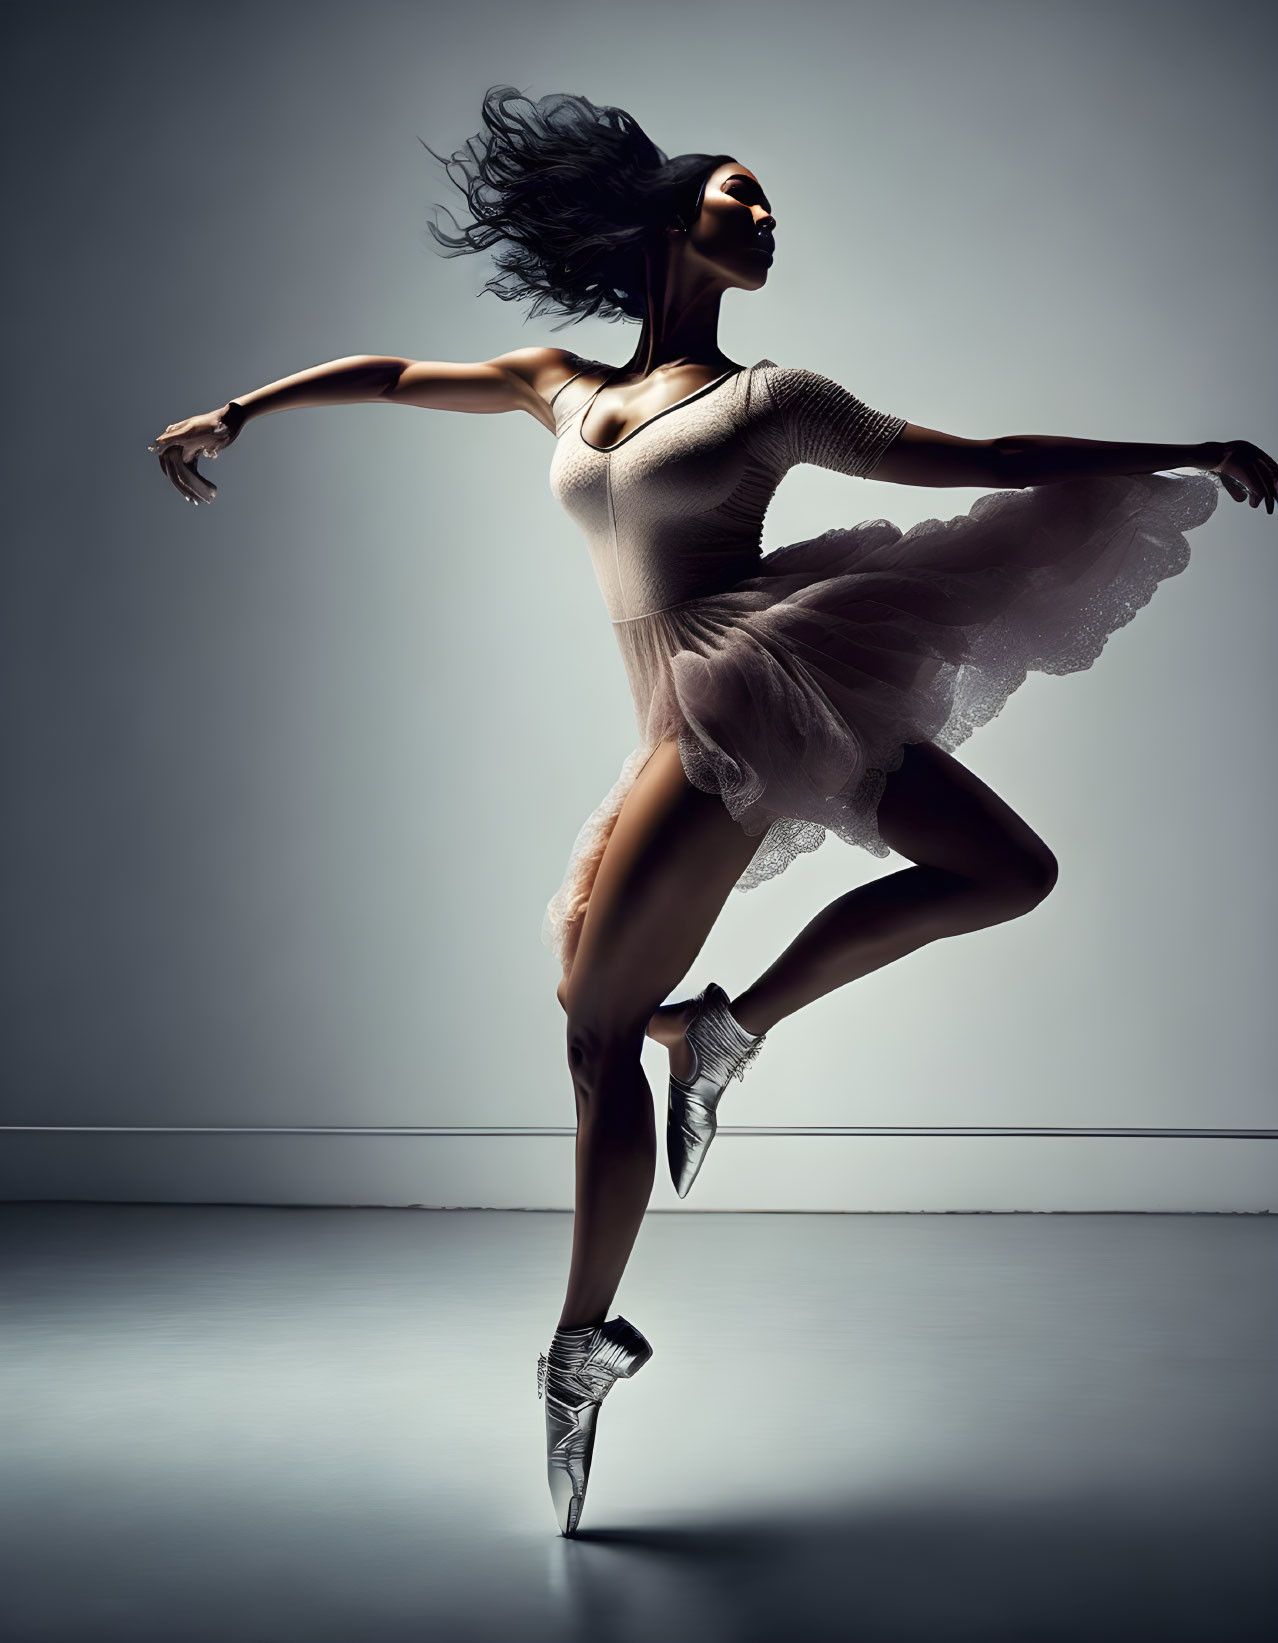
[{"xmin": 375, "ymin": 359, "xmax": 410, "ymax": 403}]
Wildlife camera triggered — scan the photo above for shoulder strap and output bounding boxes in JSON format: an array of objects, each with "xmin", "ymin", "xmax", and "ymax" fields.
[
  {"xmin": 549, "ymin": 358, "xmax": 617, "ymax": 408},
  {"xmin": 548, "ymin": 368, "xmax": 588, "ymax": 409}
]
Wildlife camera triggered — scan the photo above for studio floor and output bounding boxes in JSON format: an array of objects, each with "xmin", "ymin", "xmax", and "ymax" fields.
[{"xmin": 2, "ymin": 1204, "xmax": 1275, "ymax": 1643}]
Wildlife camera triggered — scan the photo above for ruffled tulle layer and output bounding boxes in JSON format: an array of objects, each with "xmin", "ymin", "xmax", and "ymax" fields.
[{"xmin": 543, "ymin": 469, "xmax": 1222, "ymax": 973}]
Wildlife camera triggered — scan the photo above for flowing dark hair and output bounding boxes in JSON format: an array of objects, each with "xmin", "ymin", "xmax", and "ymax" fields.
[{"xmin": 421, "ymin": 86, "xmax": 736, "ymax": 329}]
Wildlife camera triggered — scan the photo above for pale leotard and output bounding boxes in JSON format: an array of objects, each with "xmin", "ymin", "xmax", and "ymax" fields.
[{"xmin": 542, "ymin": 356, "xmax": 1221, "ymax": 974}]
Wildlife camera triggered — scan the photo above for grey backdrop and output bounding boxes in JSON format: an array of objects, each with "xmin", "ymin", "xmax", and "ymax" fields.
[{"xmin": 3, "ymin": 0, "xmax": 1275, "ymax": 1207}]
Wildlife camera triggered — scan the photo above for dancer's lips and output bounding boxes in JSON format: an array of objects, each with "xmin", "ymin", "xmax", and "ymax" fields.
[{"xmin": 749, "ymin": 236, "xmax": 775, "ymax": 261}]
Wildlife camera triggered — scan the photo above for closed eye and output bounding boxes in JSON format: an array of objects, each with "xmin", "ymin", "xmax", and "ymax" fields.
[{"xmin": 724, "ymin": 174, "xmax": 771, "ymax": 213}]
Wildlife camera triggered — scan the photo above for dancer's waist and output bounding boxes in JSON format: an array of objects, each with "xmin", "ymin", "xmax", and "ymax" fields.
[{"xmin": 604, "ymin": 551, "xmax": 764, "ymax": 625}]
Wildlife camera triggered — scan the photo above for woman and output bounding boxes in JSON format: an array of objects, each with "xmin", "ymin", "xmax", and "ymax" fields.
[{"xmin": 149, "ymin": 86, "xmax": 1274, "ymax": 1538}]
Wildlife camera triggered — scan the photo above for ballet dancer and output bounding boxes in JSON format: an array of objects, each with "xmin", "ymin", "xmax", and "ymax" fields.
[{"xmin": 148, "ymin": 85, "xmax": 1274, "ymax": 1537}]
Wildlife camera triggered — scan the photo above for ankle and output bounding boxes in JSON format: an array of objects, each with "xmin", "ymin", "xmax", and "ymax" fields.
[
  {"xmin": 727, "ymin": 993, "xmax": 769, "ymax": 1039},
  {"xmin": 555, "ymin": 1313, "xmax": 604, "ymax": 1335}
]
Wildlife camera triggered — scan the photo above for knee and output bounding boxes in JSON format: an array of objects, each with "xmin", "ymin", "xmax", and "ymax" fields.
[
  {"xmin": 565, "ymin": 1012, "xmax": 646, "ymax": 1103},
  {"xmin": 995, "ymin": 845, "xmax": 1059, "ymax": 911},
  {"xmin": 566, "ymin": 1017, "xmax": 601, "ymax": 1085}
]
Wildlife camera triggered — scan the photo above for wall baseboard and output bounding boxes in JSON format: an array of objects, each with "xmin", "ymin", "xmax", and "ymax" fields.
[{"xmin": 1, "ymin": 1130, "xmax": 1274, "ymax": 1211}]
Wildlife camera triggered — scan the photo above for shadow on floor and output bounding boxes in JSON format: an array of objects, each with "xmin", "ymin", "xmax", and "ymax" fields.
[{"xmin": 554, "ymin": 1495, "xmax": 1277, "ymax": 1643}]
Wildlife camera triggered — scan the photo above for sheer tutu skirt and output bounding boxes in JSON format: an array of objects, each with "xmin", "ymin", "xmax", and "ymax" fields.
[{"xmin": 542, "ymin": 468, "xmax": 1223, "ymax": 976}]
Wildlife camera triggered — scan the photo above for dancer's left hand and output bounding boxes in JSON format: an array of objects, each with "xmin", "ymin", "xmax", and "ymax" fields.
[{"xmin": 1210, "ymin": 440, "xmax": 1276, "ymax": 514}]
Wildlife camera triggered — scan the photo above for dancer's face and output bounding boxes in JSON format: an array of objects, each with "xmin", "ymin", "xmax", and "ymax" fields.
[{"xmin": 673, "ymin": 161, "xmax": 776, "ymax": 291}]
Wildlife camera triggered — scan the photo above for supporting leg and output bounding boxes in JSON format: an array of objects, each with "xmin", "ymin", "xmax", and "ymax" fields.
[
  {"xmin": 557, "ymin": 1027, "xmax": 656, "ymax": 1332},
  {"xmin": 556, "ymin": 740, "xmax": 762, "ymax": 1329}
]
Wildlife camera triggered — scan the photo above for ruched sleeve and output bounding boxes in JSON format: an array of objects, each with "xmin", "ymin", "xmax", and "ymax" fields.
[{"xmin": 754, "ymin": 363, "xmax": 908, "ymax": 480}]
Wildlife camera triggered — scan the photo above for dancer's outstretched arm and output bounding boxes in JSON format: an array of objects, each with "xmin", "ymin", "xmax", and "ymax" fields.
[
  {"xmin": 876, "ymin": 420, "xmax": 1273, "ymax": 510},
  {"xmin": 146, "ymin": 346, "xmax": 579, "ymax": 505},
  {"xmin": 988, "ymin": 429, "xmax": 1273, "ymax": 504}
]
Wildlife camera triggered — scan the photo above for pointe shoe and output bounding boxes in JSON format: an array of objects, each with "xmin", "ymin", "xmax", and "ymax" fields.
[
  {"xmin": 667, "ymin": 982, "xmax": 767, "ymax": 1199},
  {"xmin": 536, "ymin": 1314, "xmax": 653, "ymax": 1536}
]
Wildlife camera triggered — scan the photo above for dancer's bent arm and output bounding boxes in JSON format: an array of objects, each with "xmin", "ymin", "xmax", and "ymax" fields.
[{"xmin": 147, "ymin": 346, "xmax": 579, "ymax": 504}]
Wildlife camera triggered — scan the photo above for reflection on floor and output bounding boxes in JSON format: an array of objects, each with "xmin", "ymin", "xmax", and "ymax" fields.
[{"xmin": 2, "ymin": 1204, "xmax": 1275, "ymax": 1642}]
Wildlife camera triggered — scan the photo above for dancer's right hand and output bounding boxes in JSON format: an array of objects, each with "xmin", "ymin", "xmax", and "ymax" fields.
[{"xmin": 147, "ymin": 401, "xmax": 247, "ymax": 505}]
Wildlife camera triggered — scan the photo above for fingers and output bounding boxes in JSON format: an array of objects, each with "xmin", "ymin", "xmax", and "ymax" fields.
[
  {"xmin": 148, "ymin": 423, "xmax": 186, "ymax": 452},
  {"xmin": 160, "ymin": 447, "xmax": 216, "ymax": 505},
  {"xmin": 182, "ymin": 454, "xmax": 216, "ymax": 503},
  {"xmin": 1235, "ymin": 443, "xmax": 1276, "ymax": 514},
  {"xmin": 1256, "ymin": 454, "xmax": 1276, "ymax": 514},
  {"xmin": 1239, "ymin": 456, "xmax": 1273, "ymax": 513},
  {"xmin": 159, "ymin": 449, "xmax": 199, "ymax": 504}
]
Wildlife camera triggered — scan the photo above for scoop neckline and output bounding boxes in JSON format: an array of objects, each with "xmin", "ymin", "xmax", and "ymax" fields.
[{"xmin": 574, "ymin": 361, "xmax": 757, "ymax": 454}]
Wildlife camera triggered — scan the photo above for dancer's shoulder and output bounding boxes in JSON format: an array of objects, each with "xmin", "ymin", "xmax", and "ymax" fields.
[{"xmin": 487, "ymin": 346, "xmax": 609, "ymax": 406}]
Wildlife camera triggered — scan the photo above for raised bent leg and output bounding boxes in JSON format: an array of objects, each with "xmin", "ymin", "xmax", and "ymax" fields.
[
  {"xmin": 728, "ymin": 741, "xmax": 1060, "ymax": 1037},
  {"xmin": 557, "ymin": 740, "xmax": 761, "ymax": 1330}
]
